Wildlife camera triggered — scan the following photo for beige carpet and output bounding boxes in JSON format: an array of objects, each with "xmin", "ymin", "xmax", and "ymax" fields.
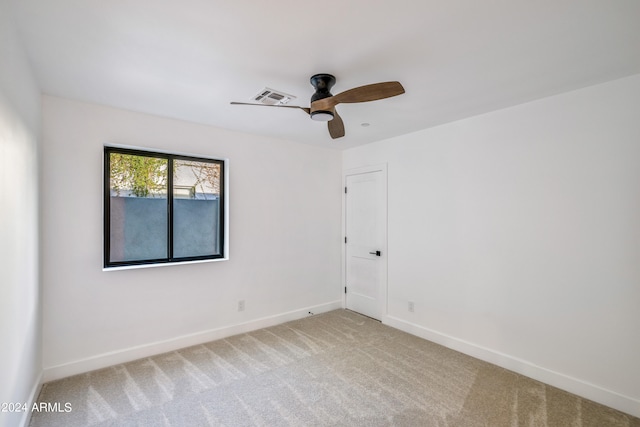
[{"xmin": 31, "ymin": 309, "xmax": 639, "ymax": 426}]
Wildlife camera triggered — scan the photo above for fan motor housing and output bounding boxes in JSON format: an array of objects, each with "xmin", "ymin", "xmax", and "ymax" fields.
[
  {"xmin": 310, "ymin": 74, "xmax": 335, "ymax": 101},
  {"xmin": 310, "ymin": 74, "xmax": 336, "ymax": 120}
]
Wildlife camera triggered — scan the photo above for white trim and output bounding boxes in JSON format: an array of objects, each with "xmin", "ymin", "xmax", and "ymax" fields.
[
  {"xmin": 42, "ymin": 301, "xmax": 341, "ymax": 382},
  {"xmin": 384, "ymin": 315, "xmax": 640, "ymax": 418},
  {"xmin": 342, "ymin": 164, "xmax": 388, "ymax": 320},
  {"xmin": 18, "ymin": 370, "xmax": 43, "ymax": 427},
  {"xmin": 102, "ymin": 256, "xmax": 228, "ymax": 271}
]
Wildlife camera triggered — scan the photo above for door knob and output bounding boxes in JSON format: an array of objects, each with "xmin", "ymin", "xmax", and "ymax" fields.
[{"xmin": 369, "ymin": 250, "xmax": 381, "ymax": 256}]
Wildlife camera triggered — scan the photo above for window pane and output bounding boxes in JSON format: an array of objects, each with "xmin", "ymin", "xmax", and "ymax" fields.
[
  {"xmin": 109, "ymin": 153, "xmax": 168, "ymax": 262},
  {"xmin": 173, "ymin": 159, "xmax": 221, "ymax": 258}
]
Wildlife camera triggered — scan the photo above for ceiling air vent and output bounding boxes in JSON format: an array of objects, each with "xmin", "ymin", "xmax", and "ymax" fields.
[{"xmin": 252, "ymin": 87, "xmax": 296, "ymax": 105}]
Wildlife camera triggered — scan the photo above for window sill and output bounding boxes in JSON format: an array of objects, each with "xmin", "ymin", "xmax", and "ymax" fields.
[{"xmin": 103, "ymin": 257, "xmax": 229, "ymax": 271}]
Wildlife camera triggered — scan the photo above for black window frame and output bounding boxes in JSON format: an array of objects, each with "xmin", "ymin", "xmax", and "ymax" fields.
[{"xmin": 104, "ymin": 146, "xmax": 226, "ymax": 269}]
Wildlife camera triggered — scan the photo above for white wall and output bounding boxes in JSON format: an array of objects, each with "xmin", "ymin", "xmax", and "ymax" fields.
[
  {"xmin": 0, "ymin": 1, "xmax": 42, "ymax": 426},
  {"xmin": 41, "ymin": 96, "xmax": 342, "ymax": 379},
  {"xmin": 343, "ymin": 74, "xmax": 640, "ymax": 417}
]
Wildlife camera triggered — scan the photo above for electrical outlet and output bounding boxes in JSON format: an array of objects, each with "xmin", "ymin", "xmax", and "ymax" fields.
[
  {"xmin": 408, "ymin": 301, "xmax": 415, "ymax": 313},
  {"xmin": 238, "ymin": 300, "xmax": 245, "ymax": 312}
]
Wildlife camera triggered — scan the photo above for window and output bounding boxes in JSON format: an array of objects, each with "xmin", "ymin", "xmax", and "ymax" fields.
[{"xmin": 104, "ymin": 146, "xmax": 226, "ymax": 268}]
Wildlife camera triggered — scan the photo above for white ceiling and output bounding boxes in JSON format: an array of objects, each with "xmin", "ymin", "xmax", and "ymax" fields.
[{"xmin": 10, "ymin": 0, "xmax": 640, "ymax": 149}]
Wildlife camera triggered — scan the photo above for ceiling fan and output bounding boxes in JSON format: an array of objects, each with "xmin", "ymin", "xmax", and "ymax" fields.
[{"xmin": 231, "ymin": 74, "xmax": 405, "ymax": 139}]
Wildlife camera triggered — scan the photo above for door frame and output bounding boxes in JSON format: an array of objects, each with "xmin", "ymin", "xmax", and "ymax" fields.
[{"xmin": 342, "ymin": 163, "xmax": 388, "ymax": 321}]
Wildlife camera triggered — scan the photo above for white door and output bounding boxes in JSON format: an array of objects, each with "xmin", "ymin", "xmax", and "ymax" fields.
[{"xmin": 344, "ymin": 168, "xmax": 386, "ymax": 320}]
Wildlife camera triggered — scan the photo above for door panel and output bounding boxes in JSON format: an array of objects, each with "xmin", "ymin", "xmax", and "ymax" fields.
[{"xmin": 345, "ymin": 169, "xmax": 386, "ymax": 320}]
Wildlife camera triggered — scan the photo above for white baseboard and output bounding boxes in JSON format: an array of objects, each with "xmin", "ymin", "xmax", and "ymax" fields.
[
  {"xmin": 18, "ymin": 370, "xmax": 43, "ymax": 427},
  {"xmin": 383, "ymin": 314, "xmax": 640, "ymax": 419},
  {"xmin": 43, "ymin": 301, "xmax": 342, "ymax": 383}
]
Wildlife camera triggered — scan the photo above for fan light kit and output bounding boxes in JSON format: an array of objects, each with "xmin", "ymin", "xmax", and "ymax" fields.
[
  {"xmin": 231, "ymin": 74, "xmax": 405, "ymax": 139},
  {"xmin": 310, "ymin": 111, "xmax": 334, "ymax": 122}
]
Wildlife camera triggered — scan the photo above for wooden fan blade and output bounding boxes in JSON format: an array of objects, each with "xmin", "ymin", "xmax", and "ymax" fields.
[
  {"xmin": 311, "ymin": 81, "xmax": 404, "ymax": 112},
  {"xmin": 230, "ymin": 102, "xmax": 310, "ymax": 115},
  {"xmin": 328, "ymin": 110, "xmax": 345, "ymax": 139},
  {"xmin": 333, "ymin": 81, "xmax": 405, "ymax": 104}
]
